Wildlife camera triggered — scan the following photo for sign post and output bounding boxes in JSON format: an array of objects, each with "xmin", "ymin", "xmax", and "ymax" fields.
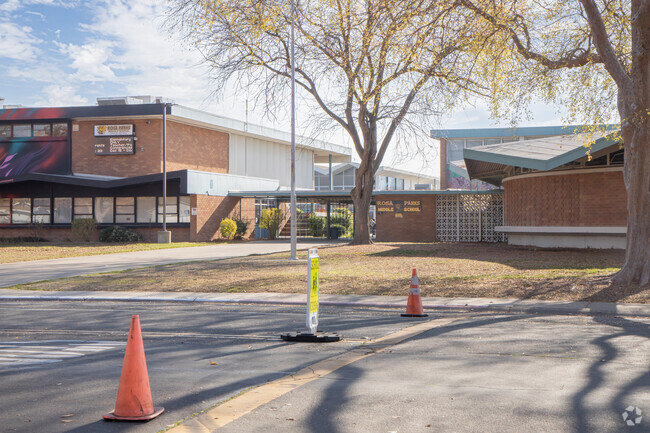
[
  {"xmin": 306, "ymin": 248, "xmax": 319, "ymax": 334},
  {"xmin": 281, "ymin": 248, "xmax": 340, "ymax": 343}
]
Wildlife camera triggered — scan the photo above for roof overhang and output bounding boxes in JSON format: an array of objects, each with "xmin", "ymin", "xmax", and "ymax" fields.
[{"xmin": 463, "ymin": 131, "xmax": 621, "ymax": 185}]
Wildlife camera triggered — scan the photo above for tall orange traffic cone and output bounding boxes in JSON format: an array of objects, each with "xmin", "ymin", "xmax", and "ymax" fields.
[
  {"xmin": 401, "ymin": 268, "xmax": 428, "ymax": 317},
  {"xmin": 104, "ymin": 315, "xmax": 164, "ymax": 421}
]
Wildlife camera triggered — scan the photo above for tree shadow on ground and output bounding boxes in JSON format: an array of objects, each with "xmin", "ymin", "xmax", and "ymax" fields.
[{"xmin": 368, "ymin": 242, "xmax": 625, "ymax": 271}]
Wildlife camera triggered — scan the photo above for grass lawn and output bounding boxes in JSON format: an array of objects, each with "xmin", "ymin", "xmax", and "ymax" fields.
[
  {"xmin": 0, "ymin": 241, "xmax": 217, "ymax": 264},
  {"xmin": 10, "ymin": 242, "xmax": 648, "ymax": 304}
]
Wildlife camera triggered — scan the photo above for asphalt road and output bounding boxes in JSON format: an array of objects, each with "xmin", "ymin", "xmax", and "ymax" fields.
[{"xmin": 0, "ymin": 300, "xmax": 648, "ymax": 433}]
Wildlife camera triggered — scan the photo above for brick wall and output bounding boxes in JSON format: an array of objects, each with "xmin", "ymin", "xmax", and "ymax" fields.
[
  {"xmin": 504, "ymin": 169, "xmax": 627, "ymax": 226},
  {"xmin": 72, "ymin": 119, "xmax": 162, "ymax": 177},
  {"xmin": 190, "ymin": 195, "xmax": 255, "ymax": 241},
  {"xmin": 375, "ymin": 195, "xmax": 436, "ymax": 242},
  {"xmin": 167, "ymin": 121, "xmax": 229, "ymax": 173},
  {"xmin": 0, "ymin": 226, "xmax": 190, "ymax": 242}
]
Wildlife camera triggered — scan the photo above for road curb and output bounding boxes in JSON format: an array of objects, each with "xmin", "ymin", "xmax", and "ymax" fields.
[{"xmin": 0, "ymin": 292, "xmax": 648, "ymax": 318}]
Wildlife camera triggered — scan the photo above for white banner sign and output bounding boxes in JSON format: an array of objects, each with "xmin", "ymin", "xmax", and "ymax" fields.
[{"xmin": 94, "ymin": 124, "xmax": 134, "ymax": 136}]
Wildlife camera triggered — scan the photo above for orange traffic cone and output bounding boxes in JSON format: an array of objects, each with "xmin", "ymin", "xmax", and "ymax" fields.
[
  {"xmin": 104, "ymin": 315, "xmax": 164, "ymax": 421},
  {"xmin": 401, "ymin": 268, "xmax": 428, "ymax": 317}
]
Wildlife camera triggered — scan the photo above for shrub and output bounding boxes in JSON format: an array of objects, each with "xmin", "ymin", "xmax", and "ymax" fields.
[
  {"xmin": 99, "ymin": 226, "xmax": 143, "ymax": 243},
  {"xmin": 260, "ymin": 208, "xmax": 284, "ymax": 239},
  {"xmin": 307, "ymin": 214, "xmax": 326, "ymax": 237},
  {"xmin": 71, "ymin": 218, "xmax": 97, "ymax": 242},
  {"xmin": 0, "ymin": 236, "xmax": 48, "ymax": 244},
  {"xmin": 220, "ymin": 218, "xmax": 237, "ymax": 240},
  {"xmin": 330, "ymin": 208, "xmax": 353, "ymax": 235},
  {"xmin": 234, "ymin": 218, "xmax": 249, "ymax": 239}
]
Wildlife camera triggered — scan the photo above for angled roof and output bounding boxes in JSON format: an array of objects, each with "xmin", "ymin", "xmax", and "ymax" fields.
[
  {"xmin": 431, "ymin": 124, "xmax": 616, "ymax": 140},
  {"xmin": 463, "ymin": 131, "xmax": 621, "ymax": 186}
]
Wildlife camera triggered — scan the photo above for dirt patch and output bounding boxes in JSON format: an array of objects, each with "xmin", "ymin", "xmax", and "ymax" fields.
[{"xmin": 12, "ymin": 242, "xmax": 648, "ymax": 304}]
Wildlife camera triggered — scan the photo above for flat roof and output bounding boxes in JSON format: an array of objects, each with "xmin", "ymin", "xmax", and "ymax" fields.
[
  {"xmin": 430, "ymin": 124, "xmax": 617, "ymax": 139},
  {"xmin": 314, "ymin": 162, "xmax": 438, "ymax": 181},
  {"xmin": 228, "ymin": 189, "xmax": 500, "ymax": 199},
  {"xmin": 0, "ymin": 103, "xmax": 351, "ymax": 162}
]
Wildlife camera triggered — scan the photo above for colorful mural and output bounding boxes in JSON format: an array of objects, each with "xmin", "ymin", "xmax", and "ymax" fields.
[
  {"xmin": 447, "ymin": 164, "xmax": 499, "ymax": 191},
  {"xmin": 0, "ymin": 139, "xmax": 70, "ymax": 177}
]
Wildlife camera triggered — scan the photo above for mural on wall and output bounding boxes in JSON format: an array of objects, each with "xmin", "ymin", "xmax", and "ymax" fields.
[
  {"xmin": 0, "ymin": 140, "xmax": 70, "ymax": 177},
  {"xmin": 447, "ymin": 164, "xmax": 499, "ymax": 190}
]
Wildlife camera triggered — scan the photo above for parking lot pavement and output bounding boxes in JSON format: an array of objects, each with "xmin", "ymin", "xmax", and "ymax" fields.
[{"xmin": 0, "ymin": 300, "xmax": 648, "ymax": 433}]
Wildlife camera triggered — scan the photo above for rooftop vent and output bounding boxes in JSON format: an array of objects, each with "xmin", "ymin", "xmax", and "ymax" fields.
[{"xmin": 96, "ymin": 96, "xmax": 175, "ymax": 106}]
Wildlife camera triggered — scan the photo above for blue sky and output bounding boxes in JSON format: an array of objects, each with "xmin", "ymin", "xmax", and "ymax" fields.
[{"xmin": 0, "ymin": 0, "xmax": 573, "ymax": 176}]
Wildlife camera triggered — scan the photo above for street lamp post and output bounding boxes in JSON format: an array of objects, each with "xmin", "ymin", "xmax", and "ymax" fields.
[
  {"xmin": 158, "ymin": 102, "xmax": 171, "ymax": 244},
  {"xmin": 289, "ymin": 0, "xmax": 297, "ymax": 260}
]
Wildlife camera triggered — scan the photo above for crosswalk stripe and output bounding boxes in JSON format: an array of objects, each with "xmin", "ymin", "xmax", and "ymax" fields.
[{"xmin": 0, "ymin": 340, "xmax": 125, "ymax": 367}]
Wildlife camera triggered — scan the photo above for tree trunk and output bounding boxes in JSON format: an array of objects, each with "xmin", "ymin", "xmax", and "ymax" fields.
[
  {"xmin": 350, "ymin": 157, "xmax": 375, "ymax": 245},
  {"xmin": 613, "ymin": 1, "xmax": 650, "ymax": 286},
  {"xmin": 614, "ymin": 123, "xmax": 650, "ymax": 286}
]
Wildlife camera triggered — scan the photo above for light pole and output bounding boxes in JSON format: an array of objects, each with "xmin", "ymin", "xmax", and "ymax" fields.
[
  {"xmin": 158, "ymin": 102, "xmax": 172, "ymax": 244},
  {"xmin": 289, "ymin": 0, "xmax": 297, "ymax": 260}
]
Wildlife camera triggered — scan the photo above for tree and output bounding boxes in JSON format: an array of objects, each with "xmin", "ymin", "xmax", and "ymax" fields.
[
  {"xmin": 167, "ymin": 0, "xmax": 485, "ymax": 244},
  {"xmin": 459, "ymin": 0, "xmax": 649, "ymax": 286}
]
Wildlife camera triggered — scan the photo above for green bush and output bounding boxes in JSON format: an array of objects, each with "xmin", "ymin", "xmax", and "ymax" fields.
[
  {"xmin": 234, "ymin": 219, "xmax": 249, "ymax": 239},
  {"xmin": 307, "ymin": 214, "xmax": 326, "ymax": 237},
  {"xmin": 99, "ymin": 226, "xmax": 143, "ymax": 243},
  {"xmin": 71, "ymin": 218, "xmax": 97, "ymax": 242},
  {"xmin": 260, "ymin": 208, "xmax": 284, "ymax": 239},
  {"xmin": 330, "ymin": 208, "xmax": 353, "ymax": 235},
  {"xmin": 220, "ymin": 218, "xmax": 237, "ymax": 240},
  {"xmin": 0, "ymin": 236, "xmax": 49, "ymax": 244}
]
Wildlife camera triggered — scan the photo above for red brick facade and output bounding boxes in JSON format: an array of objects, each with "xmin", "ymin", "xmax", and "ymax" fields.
[
  {"xmin": 190, "ymin": 195, "xmax": 255, "ymax": 241},
  {"xmin": 72, "ymin": 119, "xmax": 163, "ymax": 177},
  {"xmin": 167, "ymin": 121, "xmax": 229, "ymax": 174},
  {"xmin": 375, "ymin": 194, "xmax": 437, "ymax": 242},
  {"xmin": 504, "ymin": 169, "xmax": 627, "ymax": 226}
]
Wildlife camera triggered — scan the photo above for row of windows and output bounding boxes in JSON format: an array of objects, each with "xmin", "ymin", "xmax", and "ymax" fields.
[
  {"xmin": 0, "ymin": 122, "xmax": 69, "ymax": 139},
  {"xmin": 315, "ymin": 170, "xmax": 407, "ymax": 191},
  {"xmin": 0, "ymin": 196, "xmax": 190, "ymax": 225},
  {"xmin": 446, "ymin": 137, "xmax": 527, "ymax": 163}
]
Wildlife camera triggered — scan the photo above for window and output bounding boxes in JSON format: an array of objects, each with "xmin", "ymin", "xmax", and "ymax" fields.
[
  {"xmin": 54, "ymin": 198, "xmax": 72, "ymax": 223},
  {"xmin": 115, "ymin": 197, "xmax": 135, "ymax": 223},
  {"xmin": 447, "ymin": 140, "xmax": 464, "ymax": 162},
  {"xmin": 314, "ymin": 172, "xmax": 330, "ymax": 191},
  {"xmin": 0, "ymin": 198, "xmax": 10, "ymax": 224},
  {"xmin": 13, "ymin": 124, "xmax": 31, "ymax": 137},
  {"xmin": 52, "ymin": 123, "xmax": 68, "ymax": 137},
  {"xmin": 74, "ymin": 197, "xmax": 93, "ymax": 219},
  {"xmin": 11, "ymin": 198, "xmax": 31, "ymax": 224},
  {"xmin": 158, "ymin": 196, "xmax": 178, "ymax": 223},
  {"xmin": 466, "ymin": 140, "xmax": 483, "ymax": 148},
  {"xmin": 179, "ymin": 196, "xmax": 191, "ymax": 223},
  {"xmin": 485, "ymin": 138, "xmax": 501, "ymax": 145},
  {"xmin": 33, "ymin": 124, "xmax": 51, "ymax": 137},
  {"xmin": 396, "ymin": 178, "xmax": 404, "ymax": 190},
  {"xmin": 0, "ymin": 125, "xmax": 10, "ymax": 138},
  {"xmin": 32, "ymin": 198, "xmax": 51, "ymax": 223},
  {"xmin": 95, "ymin": 197, "xmax": 114, "ymax": 223},
  {"xmin": 136, "ymin": 197, "xmax": 156, "ymax": 223}
]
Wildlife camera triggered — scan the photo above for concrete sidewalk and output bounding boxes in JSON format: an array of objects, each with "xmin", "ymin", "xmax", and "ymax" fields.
[
  {"xmin": 1, "ymin": 289, "xmax": 648, "ymax": 318},
  {"xmin": 0, "ymin": 240, "xmax": 337, "ymax": 288}
]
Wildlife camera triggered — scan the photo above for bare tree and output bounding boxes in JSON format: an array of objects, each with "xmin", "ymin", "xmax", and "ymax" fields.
[
  {"xmin": 459, "ymin": 0, "xmax": 649, "ymax": 286},
  {"xmin": 167, "ymin": 0, "xmax": 484, "ymax": 244}
]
